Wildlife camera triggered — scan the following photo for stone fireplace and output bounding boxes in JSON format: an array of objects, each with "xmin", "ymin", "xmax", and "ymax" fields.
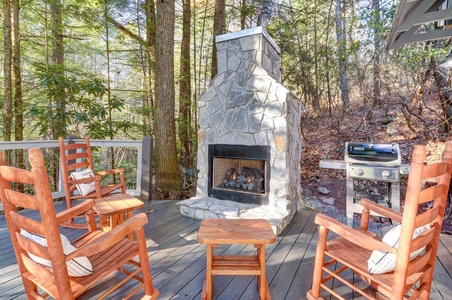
[
  {"xmin": 177, "ymin": 27, "xmax": 302, "ymax": 234},
  {"xmin": 208, "ymin": 144, "xmax": 270, "ymax": 205}
]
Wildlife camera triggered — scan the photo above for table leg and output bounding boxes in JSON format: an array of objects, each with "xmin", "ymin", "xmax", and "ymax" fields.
[
  {"xmin": 206, "ymin": 244, "xmax": 214, "ymax": 300},
  {"xmin": 257, "ymin": 244, "xmax": 266, "ymax": 299},
  {"xmin": 100, "ymin": 215, "xmax": 109, "ymax": 231}
]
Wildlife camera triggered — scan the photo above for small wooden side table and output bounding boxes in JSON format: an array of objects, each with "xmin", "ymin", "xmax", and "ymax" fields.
[
  {"xmin": 94, "ymin": 194, "xmax": 144, "ymax": 231},
  {"xmin": 197, "ymin": 219, "xmax": 276, "ymax": 300}
]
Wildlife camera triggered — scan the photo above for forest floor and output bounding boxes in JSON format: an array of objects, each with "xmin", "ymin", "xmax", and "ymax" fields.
[{"xmin": 299, "ymin": 98, "xmax": 452, "ymax": 234}]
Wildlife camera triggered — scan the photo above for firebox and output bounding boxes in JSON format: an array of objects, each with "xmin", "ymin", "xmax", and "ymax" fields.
[{"xmin": 208, "ymin": 144, "xmax": 270, "ymax": 205}]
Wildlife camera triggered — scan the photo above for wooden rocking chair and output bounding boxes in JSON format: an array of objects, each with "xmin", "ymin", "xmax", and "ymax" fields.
[
  {"xmin": 307, "ymin": 143, "xmax": 452, "ymax": 300},
  {"xmin": 0, "ymin": 148, "xmax": 159, "ymax": 300},
  {"xmin": 59, "ymin": 136, "xmax": 127, "ymax": 209}
]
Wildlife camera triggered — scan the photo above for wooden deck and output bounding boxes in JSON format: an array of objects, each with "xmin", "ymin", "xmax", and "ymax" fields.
[{"xmin": 1, "ymin": 200, "xmax": 451, "ymax": 299}]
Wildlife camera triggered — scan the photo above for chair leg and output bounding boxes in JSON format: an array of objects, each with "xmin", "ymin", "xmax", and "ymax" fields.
[
  {"xmin": 308, "ymin": 226, "xmax": 329, "ymax": 299},
  {"xmin": 136, "ymin": 228, "xmax": 159, "ymax": 299}
]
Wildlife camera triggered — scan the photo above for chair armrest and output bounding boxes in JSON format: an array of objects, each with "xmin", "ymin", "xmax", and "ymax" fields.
[
  {"xmin": 360, "ymin": 198, "xmax": 403, "ymax": 223},
  {"xmin": 68, "ymin": 174, "xmax": 102, "ymax": 185},
  {"xmin": 66, "ymin": 213, "xmax": 148, "ymax": 259},
  {"xmin": 315, "ymin": 213, "xmax": 396, "ymax": 253},
  {"xmin": 56, "ymin": 199, "xmax": 95, "ymax": 224},
  {"xmin": 97, "ymin": 168, "xmax": 125, "ymax": 176}
]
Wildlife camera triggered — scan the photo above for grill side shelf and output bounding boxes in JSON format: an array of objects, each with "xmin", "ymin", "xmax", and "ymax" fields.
[{"xmin": 319, "ymin": 159, "xmax": 410, "ymax": 174}]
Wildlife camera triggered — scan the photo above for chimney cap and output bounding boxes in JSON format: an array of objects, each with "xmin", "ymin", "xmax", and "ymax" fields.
[{"xmin": 215, "ymin": 26, "xmax": 280, "ymax": 54}]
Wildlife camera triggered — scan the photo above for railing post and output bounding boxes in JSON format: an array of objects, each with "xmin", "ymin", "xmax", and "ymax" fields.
[{"xmin": 141, "ymin": 137, "xmax": 153, "ymax": 202}]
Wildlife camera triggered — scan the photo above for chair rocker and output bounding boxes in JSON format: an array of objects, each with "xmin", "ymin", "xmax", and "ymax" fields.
[
  {"xmin": 0, "ymin": 148, "xmax": 159, "ymax": 300},
  {"xmin": 307, "ymin": 143, "xmax": 452, "ymax": 300}
]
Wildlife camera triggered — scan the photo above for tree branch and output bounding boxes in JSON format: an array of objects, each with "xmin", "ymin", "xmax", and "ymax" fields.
[{"xmin": 106, "ymin": 16, "xmax": 149, "ymax": 48}]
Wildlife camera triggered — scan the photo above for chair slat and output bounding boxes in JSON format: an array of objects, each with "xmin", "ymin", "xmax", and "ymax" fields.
[
  {"xmin": 419, "ymin": 184, "xmax": 445, "ymax": 204},
  {"xmin": 5, "ymin": 190, "xmax": 40, "ymax": 210},
  {"xmin": 10, "ymin": 212, "xmax": 45, "ymax": 235},
  {"xmin": 422, "ymin": 162, "xmax": 448, "ymax": 179}
]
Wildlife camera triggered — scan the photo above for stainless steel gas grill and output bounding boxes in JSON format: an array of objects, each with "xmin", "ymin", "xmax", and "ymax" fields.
[{"xmin": 344, "ymin": 142, "xmax": 402, "ymax": 226}]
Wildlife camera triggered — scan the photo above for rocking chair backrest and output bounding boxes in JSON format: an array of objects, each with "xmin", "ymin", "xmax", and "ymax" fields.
[
  {"xmin": 0, "ymin": 148, "xmax": 75, "ymax": 299},
  {"xmin": 393, "ymin": 145, "xmax": 452, "ymax": 295}
]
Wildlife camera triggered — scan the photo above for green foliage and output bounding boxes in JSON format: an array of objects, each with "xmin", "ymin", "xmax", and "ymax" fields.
[{"xmin": 29, "ymin": 64, "xmax": 129, "ymax": 139}]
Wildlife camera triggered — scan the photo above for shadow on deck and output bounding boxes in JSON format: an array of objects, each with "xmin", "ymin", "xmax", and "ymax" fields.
[{"xmin": 0, "ymin": 200, "xmax": 451, "ymax": 299}]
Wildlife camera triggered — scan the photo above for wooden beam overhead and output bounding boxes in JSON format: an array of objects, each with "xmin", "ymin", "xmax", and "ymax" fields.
[{"xmin": 387, "ymin": 0, "xmax": 452, "ymax": 49}]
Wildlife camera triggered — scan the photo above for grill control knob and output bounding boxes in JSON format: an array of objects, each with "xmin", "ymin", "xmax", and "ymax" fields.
[
  {"xmin": 355, "ymin": 168, "xmax": 364, "ymax": 176},
  {"xmin": 382, "ymin": 170, "xmax": 390, "ymax": 178}
]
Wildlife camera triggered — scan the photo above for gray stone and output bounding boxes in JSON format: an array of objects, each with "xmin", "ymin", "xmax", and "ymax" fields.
[
  {"xmin": 180, "ymin": 206, "xmax": 194, "ymax": 217},
  {"xmin": 216, "ymin": 41, "xmax": 229, "ymax": 50},
  {"xmin": 199, "ymin": 107, "xmax": 211, "ymax": 128},
  {"xmin": 322, "ymin": 197, "xmax": 335, "ymax": 205},
  {"xmin": 248, "ymin": 112, "xmax": 263, "ymax": 133},
  {"xmin": 386, "ymin": 123, "xmax": 397, "ymax": 135},
  {"xmin": 254, "ymin": 131, "xmax": 268, "ymax": 145},
  {"xmin": 207, "ymin": 96, "xmax": 222, "ymax": 113},
  {"xmin": 205, "ymin": 130, "xmax": 216, "ymax": 144},
  {"xmin": 221, "ymin": 108, "xmax": 235, "ymax": 132},
  {"xmin": 240, "ymin": 35, "xmax": 260, "ymax": 51},
  {"xmin": 201, "ymin": 86, "xmax": 217, "ymax": 101},
  {"xmin": 317, "ymin": 186, "xmax": 330, "ymax": 195},
  {"xmin": 194, "ymin": 209, "xmax": 206, "ymax": 219},
  {"xmin": 230, "ymin": 107, "xmax": 248, "ymax": 132},
  {"xmin": 247, "ymin": 96, "xmax": 264, "ymax": 114},
  {"xmin": 213, "ymin": 73, "xmax": 225, "ymax": 87},
  {"xmin": 218, "ymin": 78, "xmax": 234, "ymax": 98},
  {"xmin": 217, "ymin": 49, "xmax": 228, "ymax": 74},
  {"xmin": 220, "ymin": 132, "xmax": 255, "ymax": 145},
  {"xmin": 228, "ymin": 45, "xmax": 240, "ymax": 56},
  {"xmin": 228, "ymin": 89, "xmax": 253, "ymax": 108},
  {"xmin": 237, "ymin": 70, "xmax": 246, "ymax": 88},
  {"xmin": 228, "ymin": 54, "xmax": 241, "ymax": 71}
]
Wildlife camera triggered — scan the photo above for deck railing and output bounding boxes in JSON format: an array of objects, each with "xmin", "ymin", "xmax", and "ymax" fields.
[{"xmin": 0, "ymin": 137, "xmax": 153, "ymax": 211}]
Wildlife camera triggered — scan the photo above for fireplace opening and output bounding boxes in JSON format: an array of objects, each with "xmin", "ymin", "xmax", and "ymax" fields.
[{"xmin": 208, "ymin": 144, "xmax": 270, "ymax": 205}]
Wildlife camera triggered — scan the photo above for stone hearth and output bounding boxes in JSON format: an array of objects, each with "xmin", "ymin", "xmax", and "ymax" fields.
[{"xmin": 177, "ymin": 27, "xmax": 302, "ymax": 235}]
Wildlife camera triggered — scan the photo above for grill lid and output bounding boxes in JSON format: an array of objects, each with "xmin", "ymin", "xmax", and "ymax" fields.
[{"xmin": 345, "ymin": 142, "xmax": 401, "ymax": 165}]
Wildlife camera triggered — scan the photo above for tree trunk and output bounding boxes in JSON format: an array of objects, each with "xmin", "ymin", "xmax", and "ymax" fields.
[
  {"xmin": 240, "ymin": 0, "xmax": 246, "ymax": 29},
  {"xmin": 145, "ymin": 0, "xmax": 156, "ymax": 136},
  {"xmin": 179, "ymin": 0, "xmax": 192, "ymax": 166},
  {"xmin": 12, "ymin": 0, "xmax": 24, "ymax": 184},
  {"xmin": 155, "ymin": 0, "xmax": 182, "ymax": 198},
  {"xmin": 50, "ymin": 0, "xmax": 65, "ymax": 139},
  {"xmin": 313, "ymin": 0, "xmax": 320, "ymax": 111},
  {"xmin": 3, "ymin": 0, "xmax": 13, "ymax": 152},
  {"xmin": 211, "ymin": 0, "xmax": 225, "ymax": 79},
  {"xmin": 50, "ymin": 0, "xmax": 64, "ymax": 191},
  {"xmin": 335, "ymin": 0, "xmax": 349, "ymax": 111},
  {"xmin": 372, "ymin": 0, "xmax": 382, "ymax": 106},
  {"xmin": 256, "ymin": 0, "xmax": 265, "ymax": 26}
]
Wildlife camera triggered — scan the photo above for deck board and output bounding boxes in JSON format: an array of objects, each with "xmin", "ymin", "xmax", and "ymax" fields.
[{"xmin": 0, "ymin": 200, "xmax": 451, "ymax": 299}]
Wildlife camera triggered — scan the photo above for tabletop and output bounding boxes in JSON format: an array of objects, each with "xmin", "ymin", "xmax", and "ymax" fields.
[
  {"xmin": 197, "ymin": 219, "xmax": 276, "ymax": 245},
  {"xmin": 94, "ymin": 194, "xmax": 144, "ymax": 216}
]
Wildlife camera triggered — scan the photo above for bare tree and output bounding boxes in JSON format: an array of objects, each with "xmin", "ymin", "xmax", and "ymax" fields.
[
  {"xmin": 372, "ymin": 0, "xmax": 382, "ymax": 106},
  {"xmin": 335, "ymin": 0, "xmax": 349, "ymax": 111}
]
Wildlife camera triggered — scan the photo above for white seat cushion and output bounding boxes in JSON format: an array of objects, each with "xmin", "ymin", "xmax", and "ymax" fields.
[
  {"xmin": 368, "ymin": 224, "xmax": 430, "ymax": 274},
  {"xmin": 20, "ymin": 229, "xmax": 94, "ymax": 277},
  {"xmin": 70, "ymin": 168, "xmax": 96, "ymax": 196}
]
